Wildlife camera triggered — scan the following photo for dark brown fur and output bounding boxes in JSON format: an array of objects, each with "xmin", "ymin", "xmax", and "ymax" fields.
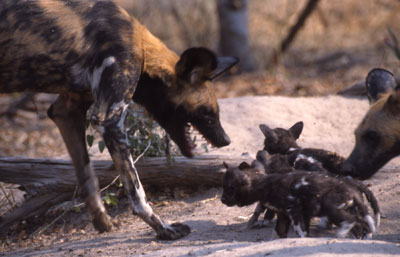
[
  {"xmin": 0, "ymin": 0, "xmax": 238, "ymax": 239},
  {"xmin": 250, "ymin": 122, "xmax": 380, "ymax": 230},
  {"xmin": 221, "ymin": 163, "xmax": 376, "ymax": 239}
]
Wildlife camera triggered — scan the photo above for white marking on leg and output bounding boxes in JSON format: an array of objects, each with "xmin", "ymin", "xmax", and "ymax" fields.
[
  {"xmin": 288, "ymin": 195, "xmax": 295, "ymax": 201},
  {"xmin": 338, "ymin": 200, "xmax": 353, "ymax": 209},
  {"xmin": 364, "ymin": 215, "xmax": 376, "ymax": 234},
  {"xmin": 318, "ymin": 216, "xmax": 329, "ymax": 229},
  {"xmin": 337, "ymin": 221, "xmax": 355, "ymax": 238},
  {"xmin": 292, "ymin": 223, "xmax": 306, "ymax": 238},
  {"xmin": 375, "ymin": 213, "xmax": 381, "ymax": 228}
]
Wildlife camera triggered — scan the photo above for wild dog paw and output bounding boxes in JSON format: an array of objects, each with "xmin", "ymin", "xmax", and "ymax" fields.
[
  {"xmin": 92, "ymin": 212, "xmax": 113, "ymax": 233},
  {"xmin": 156, "ymin": 223, "xmax": 191, "ymax": 240},
  {"xmin": 248, "ymin": 219, "xmax": 272, "ymax": 229},
  {"xmin": 247, "ymin": 215, "xmax": 259, "ymax": 228}
]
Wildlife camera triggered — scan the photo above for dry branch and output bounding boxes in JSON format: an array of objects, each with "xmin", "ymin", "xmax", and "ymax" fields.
[{"xmin": 269, "ymin": 0, "xmax": 321, "ymax": 67}]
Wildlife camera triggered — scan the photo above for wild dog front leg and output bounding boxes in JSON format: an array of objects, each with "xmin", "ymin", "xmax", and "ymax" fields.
[
  {"xmin": 248, "ymin": 203, "xmax": 274, "ymax": 228},
  {"xmin": 48, "ymin": 93, "xmax": 112, "ymax": 232},
  {"xmin": 90, "ymin": 59, "xmax": 190, "ymax": 240}
]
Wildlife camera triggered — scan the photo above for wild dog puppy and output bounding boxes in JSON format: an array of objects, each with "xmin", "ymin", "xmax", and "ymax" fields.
[
  {"xmin": 242, "ymin": 154, "xmax": 380, "ymax": 233},
  {"xmin": 0, "ymin": 0, "xmax": 238, "ymax": 239},
  {"xmin": 259, "ymin": 122, "xmax": 344, "ymax": 175},
  {"xmin": 252, "ymin": 122, "xmax": 380, "ymax": 230},
  {"xmin": 342, "ymin": 68, "xmax": 400, "ymax": 180},
  {"xmin": 221, "ymin": 163, "xmax": 377, "ymax": 239}
]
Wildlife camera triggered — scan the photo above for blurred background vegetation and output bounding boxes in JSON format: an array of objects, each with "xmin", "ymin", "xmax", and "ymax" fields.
[{"xmin": 117, "ymin": 0, "xmax": 400, "ymax": 96}]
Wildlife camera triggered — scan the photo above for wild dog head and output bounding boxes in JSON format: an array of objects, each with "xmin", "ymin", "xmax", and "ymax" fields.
[
  {"xmin": 134, "ymin": 47, "xmax": 238, "ymax": 157},
  {"xmin": 259, "ymin": 121, "xmax": 304, "ymax": 154},
  {"xmin": 221, "ymin": 162, "xmax": 263, "ymax": 207},
  {"xmin": 342, "ymin": 68, "xmax": 400, "ymax": 179}
]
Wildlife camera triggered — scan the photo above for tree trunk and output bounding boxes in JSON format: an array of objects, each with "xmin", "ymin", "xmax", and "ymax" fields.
[{"xmin": 217, "ymin": 0, "xmax": 255, "ymax": 72}]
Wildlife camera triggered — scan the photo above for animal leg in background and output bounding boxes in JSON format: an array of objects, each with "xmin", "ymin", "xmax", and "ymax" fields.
[{"xmin": 48, "ymin": 93, "xmax": 113, "ymax": 232}]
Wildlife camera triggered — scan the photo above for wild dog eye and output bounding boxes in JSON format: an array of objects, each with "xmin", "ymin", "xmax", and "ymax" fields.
[
  {"xmin": 197, "ymin": 106, "xmax": 216, "ymax": 124},
  {"xmin": 362, "ymin": 130, "xmax": 380, "ymax": 146}
]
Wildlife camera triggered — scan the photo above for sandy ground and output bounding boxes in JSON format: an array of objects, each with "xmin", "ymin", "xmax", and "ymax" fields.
[{"xmin": 2, "ymin": 95, "xmax": 400, "ymax": 256}]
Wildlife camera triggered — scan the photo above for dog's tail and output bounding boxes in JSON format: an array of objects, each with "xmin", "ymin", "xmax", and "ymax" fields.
[{"xmin": 347, "ymin": 178, "xmax": 380, "ymax": 228}]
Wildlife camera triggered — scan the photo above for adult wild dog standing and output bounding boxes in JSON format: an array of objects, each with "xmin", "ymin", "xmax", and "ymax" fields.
[
  {"xmin": 342, "ymin": 68, "xmax": 400, "ymax": 180},
  {"xmin": 0, "ymin": 0, "xmax": 238, "ymax": 239}
]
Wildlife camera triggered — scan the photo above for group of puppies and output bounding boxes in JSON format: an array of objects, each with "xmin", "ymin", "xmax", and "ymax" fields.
[{"xmin": 221, "ymin": 121, "xmax": 380, "ymax": 239}]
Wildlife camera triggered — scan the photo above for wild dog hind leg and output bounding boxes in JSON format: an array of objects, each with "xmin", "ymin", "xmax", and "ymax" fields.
[
  {"xmin": 90, "ymin": 57, "xmax": 190, "ymax": 240},
  {"xmin": 48, "ymin": 93, "xmax": 113, "ymax": 232}
]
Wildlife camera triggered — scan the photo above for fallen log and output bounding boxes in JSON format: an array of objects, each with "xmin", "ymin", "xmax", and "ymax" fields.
[
  {"xmin": 0, "ymin": 155, "xmax": 251, "ymax": 193},
  {"xmin": 0, "ymin": 155, "xmax": 251, "ymax": 233}
]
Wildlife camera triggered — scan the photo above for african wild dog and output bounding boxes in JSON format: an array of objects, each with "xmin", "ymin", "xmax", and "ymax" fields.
[
  {"xmin": 0, "ymin": 0, "xmax": 238, "ymax": 239},
  {"xmin": 342, "ymin": 68, "xmax": 400, "ymax": 180},
  {"xmin": 248, "ymin": 122, "xmax": 380, "ymax": 230},
  {"xmin": 259, "ymin": 121, "xmax": 345, "ymax": 174},
  {"xmin": 221, "ymin": 163, "xmax": 377, "ymax": 239}
]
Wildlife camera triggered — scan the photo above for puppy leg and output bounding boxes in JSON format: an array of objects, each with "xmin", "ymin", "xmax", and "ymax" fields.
[
  {"xmin": 248, "ymin": 203, "xmax": 274, "ymax": 228},
  {"xmin": 287, "ymin": 206, "xmax": 307, "ymax": 238},
  {"xmin": 247, "ymin": 202, "xmax": 265, "ymax": 228},
  {"xmin": 274, "ymin": 213, "xmax": 291, "ymax": 238}
]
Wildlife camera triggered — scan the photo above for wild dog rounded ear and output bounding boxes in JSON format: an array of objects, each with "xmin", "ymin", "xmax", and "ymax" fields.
[
  {"xmin": 175, "ymin": 47, "xmax": 239, "ymax": 84},
  {"xmin": 175, "ymin": 47, "xmax": 218, "ymax": 85},
  {"xmin": 366, "ymin": 68, "xmax": 396, "ymax": 104},
  {"xmin": 289, "ymin": 121, "xmax": 304, "ymax": 139},
  {"xmin": 259, "ymin": 124, "xmax": 278, "ymax": 143}
]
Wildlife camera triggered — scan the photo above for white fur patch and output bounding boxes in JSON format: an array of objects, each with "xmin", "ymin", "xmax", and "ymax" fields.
[
  {"xmin": 339, "ymin": 200, "xmax": 353, "ymax": 209},
  {"xmin": 125, "ymin": 155, "xmax": 154, "ymax": 218},
  {"xmin": 364, "ymin": 215, "xmax": 376, "ymax": 234},
  {"xmin": 295, "ymin": 153, "xmax": 318, "ymax": 164},
  {"xmin": 318, "ymin": 216, "xmax": 329, "ymax": 229},
  {"xmin": 89, "ymin": 56, "xmax": 116, "ymax": 95},
  {"xmin": 292, "ymin": 223, "xmax": 306, "ymax": 238},
  {"xmin": 375, "ymin": 213, "xmax": 381, "ymax": 228},
  {"xmin": 288, "ymin": 195, "xmax": 295, "ymax": 201},
  {"xmin": 337, "ymin": 221, "xmax": 355, "ymax": 238},
  {"xmin": 294, "ymin": 177, "xmax": 309, "ymax": 189}
]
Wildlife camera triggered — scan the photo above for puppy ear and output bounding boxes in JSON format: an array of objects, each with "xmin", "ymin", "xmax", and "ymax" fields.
[
  {"xmin": 259, "ymin": 124, "xmax": 278, "ymax": 143},
  {"xmin": 223, "ymin": 161, "xmax": 230, "ymax": 170},
  {"xmin": 289, "ymin": 121, "xmax": 304, "ymax": 139},
  {"xmin": 250, "ymin": 160, "xmax": 266, "ymax": 173},
  {"xmin": 366, "ymin": 68, "xmax": 396, "ymax": 103},
  {"xmin": 238, "ymin": 162, "xmax": 251, "ymax": 170}
]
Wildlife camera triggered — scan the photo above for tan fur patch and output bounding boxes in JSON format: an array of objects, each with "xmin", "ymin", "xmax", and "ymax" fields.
[
  {"xmin": 140, "ymin": 23, "xmax": 178, "ymax": 81},
  {"xmin": 37, "ymin": 0, "xmax": 89, "ymax": 51},
  {"xmin": 356, "ymin": 92, "xmax": 400, "ymax": 147}
]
